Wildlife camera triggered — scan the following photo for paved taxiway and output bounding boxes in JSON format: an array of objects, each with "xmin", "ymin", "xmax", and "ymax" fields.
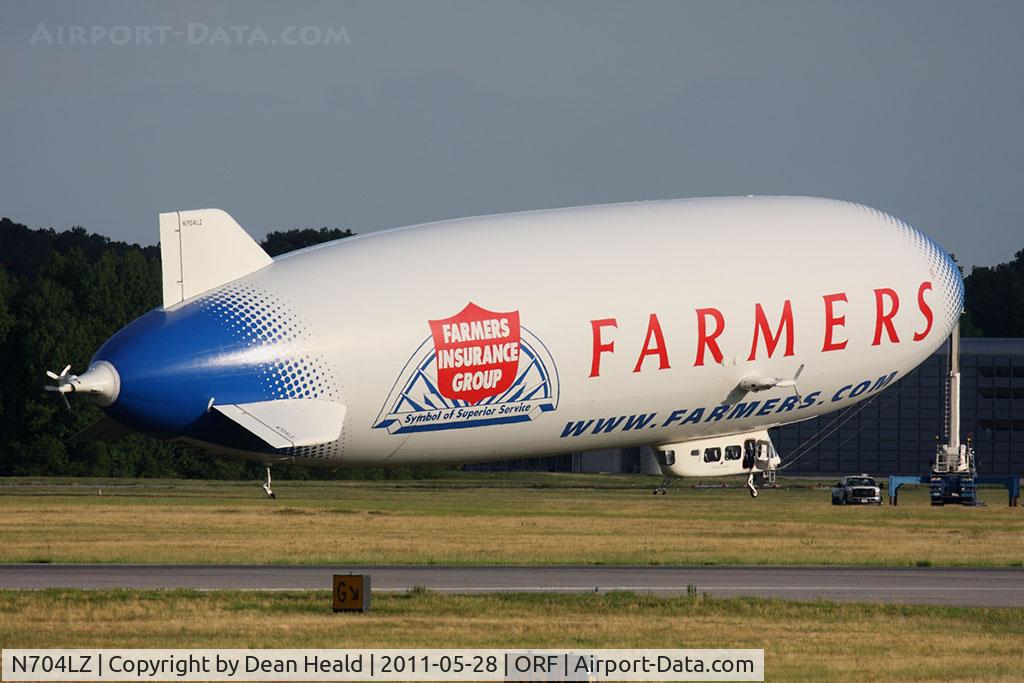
[{"xmin": 0, "ymin": 565, "xmax": 1020, "ymax": 607}]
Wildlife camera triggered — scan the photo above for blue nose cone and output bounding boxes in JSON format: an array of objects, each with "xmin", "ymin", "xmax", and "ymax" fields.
[
  {"xmin": 94, "ymin": 305, "xmax": 252, "ymax": 436},
  {"xmin": 93, "ymin": 283, "xmax": 330, "ymax": 439}
]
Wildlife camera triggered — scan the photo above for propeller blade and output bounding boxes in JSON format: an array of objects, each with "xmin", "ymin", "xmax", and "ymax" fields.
[
  {"xmin": 772, "ymin": 365, "xmax": 805, "ymax": 398},
  {"xmin": 776, "ymin": 364, "xmax": 805, "ymax": 386},
  {"xmin": 44, "ymin": 363, "xmax": 76, "ymax": 411}
]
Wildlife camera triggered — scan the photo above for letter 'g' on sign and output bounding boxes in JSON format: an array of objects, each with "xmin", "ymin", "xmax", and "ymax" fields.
[{"xmin": 333, "ymin": 574, "xmax": 371, "ymax": 612}]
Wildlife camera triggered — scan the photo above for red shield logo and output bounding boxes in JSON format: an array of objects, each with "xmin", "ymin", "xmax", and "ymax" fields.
[{"xmin": 429, "ymin": 303, "xmax": 521, "ymax": 405}]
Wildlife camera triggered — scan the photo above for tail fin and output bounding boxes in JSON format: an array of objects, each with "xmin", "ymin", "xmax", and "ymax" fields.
[{"xmin": 159, "ymin": 208, "xmax": 272, "ymax": 309}]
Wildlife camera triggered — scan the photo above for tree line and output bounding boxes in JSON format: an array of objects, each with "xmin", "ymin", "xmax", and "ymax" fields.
[{"xmin": 0, "ymin": 216, "xmax": 1020, "ymax": 478}]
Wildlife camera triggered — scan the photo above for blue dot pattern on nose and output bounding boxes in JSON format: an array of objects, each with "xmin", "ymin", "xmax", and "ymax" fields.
[{"xmin": 196, "ymin": 283, "xmax": 347, "ymax": 459}]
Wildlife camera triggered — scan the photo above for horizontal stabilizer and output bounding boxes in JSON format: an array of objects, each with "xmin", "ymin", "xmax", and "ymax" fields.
[
  {"xmin": 160, "ymin": 208, "xmax": 273, "ymax": 308},
  {"xmin": 212, "ymin": 399, "xmax": 346, "ymax": 449}
]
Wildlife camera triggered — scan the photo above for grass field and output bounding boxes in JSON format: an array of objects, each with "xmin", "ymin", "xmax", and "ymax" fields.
[
  {"xmin": 0, "ymin": 474, "xmax": 1021, "ymax": 566},
  {"xmin": 1, "ymin": 589, "xmax": 1022, "ymax": 681}
]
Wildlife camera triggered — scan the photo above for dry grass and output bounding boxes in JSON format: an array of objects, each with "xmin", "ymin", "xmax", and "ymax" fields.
[
  {"xmin": 0, "ymin": 475, "xmax": 1022, "ymax": 566},
  {"xmin": 1, "ymin": 589, "xmax": 1022, "ymax": 681}
]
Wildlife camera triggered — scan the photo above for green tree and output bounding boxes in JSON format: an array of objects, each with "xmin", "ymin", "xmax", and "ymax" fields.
[
  {"xmin": 964, "ymin": 248, "xmax": 1024, "ymax": 337},
  {"xmin": 260, "ymin": 227, "xmax": 354, "ymax": 257}
]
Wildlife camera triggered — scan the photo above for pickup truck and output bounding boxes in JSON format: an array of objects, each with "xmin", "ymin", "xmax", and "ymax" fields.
[{"xmin": 831, "ymin": 475, "xmax": 883, "ymax": 505}]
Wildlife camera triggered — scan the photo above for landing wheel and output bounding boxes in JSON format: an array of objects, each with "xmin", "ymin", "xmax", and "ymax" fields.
[
  {"xmin": 262, "ymin": 466, "xmax": 276, "ymax": 499},
  {"xmin": 652, "ymin": 478, "xmax": 675, "ymax": 496}
]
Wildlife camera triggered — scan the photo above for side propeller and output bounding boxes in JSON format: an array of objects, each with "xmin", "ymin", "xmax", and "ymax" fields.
[
  {"xmin": 773, "ymin": 364, "xmax": 805, "ymax": 399},
  {"xmin": 736, "ymin": 364, "xmax": 805, "ymax": 399}
]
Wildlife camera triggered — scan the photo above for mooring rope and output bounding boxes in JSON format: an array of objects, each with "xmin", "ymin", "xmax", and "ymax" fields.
[{"xmin": 777, "ymin": 388, "xmax": 898, "ymax": 472}]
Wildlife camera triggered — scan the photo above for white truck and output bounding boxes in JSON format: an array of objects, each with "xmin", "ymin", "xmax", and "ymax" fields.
[{"xmin": 831, "ymin": 475, "xmax": 883, "ymax": 505}]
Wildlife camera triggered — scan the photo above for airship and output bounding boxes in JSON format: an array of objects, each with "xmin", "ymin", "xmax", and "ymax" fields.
[{"xmin": 46, "ymin": 197, "xmax": 963, "ymax": 497}]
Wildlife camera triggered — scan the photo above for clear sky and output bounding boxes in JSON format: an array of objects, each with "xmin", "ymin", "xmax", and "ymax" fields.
[{"xmin": 1, "ymin": 0, "xmax": 1021, "ymax": 270}]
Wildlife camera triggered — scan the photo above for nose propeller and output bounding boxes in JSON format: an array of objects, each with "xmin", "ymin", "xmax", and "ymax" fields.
[
  {"xmin": 44, "ymin": 361, "xmax": 121, "ymax": 409},
  {"xmin": 44, "ymin": 364, "xmax": 75, "ymax": 410}
]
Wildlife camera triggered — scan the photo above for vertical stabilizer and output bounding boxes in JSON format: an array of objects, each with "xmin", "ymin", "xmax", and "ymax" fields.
[{"xmin": 159, "ymin": 209, "xmax": 273, "ymax": 309}]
